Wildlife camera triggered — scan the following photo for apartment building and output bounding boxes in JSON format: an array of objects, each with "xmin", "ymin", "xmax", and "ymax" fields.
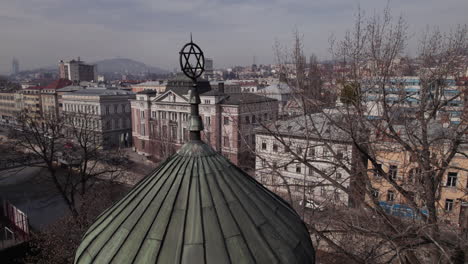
[
  {"xmin": 0, "ymin": 91, "xmax": 22, "ymax": 125},
  {"xmin": 368, "ymin": 126, "xmax": 468, "ymax": 228},
  {"xmin": 59, "ymin": 58, "xmax": 97, "ymax": 82},
  {"xmin": 255, "ymin": 112, "xmax": 354, "ymax": 208},
  {"xmin": 61, "ymin": 88, "xmax": 135, "ymax": 148}
]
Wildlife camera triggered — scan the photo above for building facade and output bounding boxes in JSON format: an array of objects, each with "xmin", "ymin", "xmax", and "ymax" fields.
[
  {"xmin": 0, "ymin": 91, "xmax": 22, "ymax": 126},
  {"xmin": 368, "ymin": 145, "xmax": 468, "ymax": 228},
  {"xmin": 59, "ymin": 58, "xmax": 97, "ymax": 82},
  {"xmin": 255, "ymin": 113, "xmax": 352, "ymax": 207},
  {"xmin": 130, "ymin": 81, "xmax": 167, "ymax": 93},
  {"xmin": 61, "ymin": 88, "xmax": 135, "ymax": 148},
  {"xmin": 131, "ymin": 78, "xmax": 278, "ymax": 168}
]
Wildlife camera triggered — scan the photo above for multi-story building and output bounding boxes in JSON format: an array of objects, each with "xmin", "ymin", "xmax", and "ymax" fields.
[
  {"xmin": 59, "ymin": 58, "xmax": 97, "ymax": 82},
  {"xmin": 203, "ymin": 58, "xmax": 214, "ymax": 80},
  {"xmin": 20, "ymin": 87, "xmax": 42, "ymax": 119},
  {"xmin": 131, "ymin": 76, "xmax": 278, "ymax": 168},
  {"xmin": 368, "ymin": 144, "xmax": 468, "ymax": 228},
  {"xmin": 255, "ymin": 112, "xmax": 352, "ymax": 207},
  {"xmin": 40, "ymin": 79, "xmax": 72, "ymax": 118},
  {"xmin": 61, "ymin": 88, "xmax": 135, "ymax": 148},
  {"xmin": 256, "ymin": 82, "xmax": 292, "ymax": 115},
  {"xmin": 130, "ymin": 81, "xmax": 166, "ymax": 93},
  {"xmin": 361, "ymin": 77, "xmax": 465, "ymax": 123},
  {"xmin": 0, "ymin": 91, "xmax": 22, "ymax": 126},
  {"xmin": 11, "ymin": 58, "xmax": 19, "ymax": 75}
]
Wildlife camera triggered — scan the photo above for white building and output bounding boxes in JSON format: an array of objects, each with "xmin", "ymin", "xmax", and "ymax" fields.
[
  {"xmin": 61, "ymin": 88, "xmax": 135, "ymax": 148},
  {"xmin": 255, "ymin": 112, "xmax": 352, "ymax": 208},
  {"xmin": 358, "ymin": 77, "xmax": 464, "ymax": 124},
  {"xmin": 256, "ymin": 82, "xmax": 292, "ymax": 115}
]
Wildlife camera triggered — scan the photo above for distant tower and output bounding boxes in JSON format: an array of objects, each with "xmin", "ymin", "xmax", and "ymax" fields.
[
  {"xmin": 252, "ymin": 55, "xmax": 257, "ymax": 71},
  {"xmin": 204, "ymin": 58, "xmax": 214, "ymax": 80},
  {"xmin": 11, "ymin": 58, "xmax": 19, "ymax": 75}
]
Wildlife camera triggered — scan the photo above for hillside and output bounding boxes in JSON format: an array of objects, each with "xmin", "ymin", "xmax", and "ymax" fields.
[{"xmin": 95, "ymin": 58, "xmax": 168, "ymax": 74}]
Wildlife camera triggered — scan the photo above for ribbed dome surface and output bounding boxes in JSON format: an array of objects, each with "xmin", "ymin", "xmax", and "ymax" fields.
[{"xmin": 74, "ymin": 141, "xmax": 314, "ymax": 264}]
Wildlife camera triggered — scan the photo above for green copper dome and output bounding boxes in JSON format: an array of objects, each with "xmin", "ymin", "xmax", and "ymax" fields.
[{"xmin": 74, "ymin": 141, "xmax": 315, "ymax": 263}]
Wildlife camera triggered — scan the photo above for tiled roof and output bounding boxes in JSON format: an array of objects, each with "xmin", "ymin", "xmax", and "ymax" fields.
[
  {"xmin": 74, "ymin": 141, "xmax": 315, "ymax": 263},
  {"xmin": 219, "ymin": 93, "xmax": 277, "ymax": 105},
  {"xmin": 45, "ymin": 79, "xmax": 72, "ymax": 89}
]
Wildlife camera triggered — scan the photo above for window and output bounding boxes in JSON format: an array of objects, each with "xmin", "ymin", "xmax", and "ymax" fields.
[
  {"xmin": 308, "ymin": 147, "xmax": 315, "ymax": 158},
  {"xmin": 322, "ymin": 148, "xmax": 329, "ymax": 158},
  {"xmin": 114, "ymin": 104, "xmax": 118, "ymax": 113},
  {"xmin": 224, "ymin": 117, "xmax": 229, "ymax": 125},
  {"xmin": 171, "ymin": 126, "xmax": 177, "ymax": 141},
  {"xmin": 273, "ymin": 144, "xmax": 278, "ymax": 152},
  {"xmin": 252, "ymin": 115, "xmax": 256, "ymax": 123},
  {"xmin": 106, "ymin": 106, "xmax": 110, "ymax": 115},
  {"xmin": 389, "ymin": 165, "xmax": 398, "ymax": 180},
  {"xmin": 140, "ymin": 111, "xmax": 145, "ymax": 119},
  {"xmin": 204, "ymin": 100, "xmax": 211, "ymax": 104},
  {"xmin": 373, "ymin": 164, "xmax": 382, "ymax": 177},
  {"xmin": 446, "ymin": 172, "xmax": 458, "ymax": 187},
  {"xmin": 140, "ymin": 124, "xmax": 145, "ymax": 136},
  {"xmin": 320, "ymin": 187, "xmax": 326, "ymax": 196},
  {"xmin": 264, "ymin": 113, "xmax": 268, "ymax": 120},
  {"xmin": 308, "ymin": 168, "xmax": 314, "ymax": 176},
  {"xmin": 387, "ymin": 190, "xmax": 395, "ymax": 202},
  {"xmin": 223, "ymin": 136, "xmax": 230, "ymax": 147},
  {"xmin": 245, "ymin": 116, "xmax": 250, "ymax": 124},
  {"xmin": 261, "ymin": 141, "xmax": 267, "ymax": 150},
  {"xmin": 161, "ymin": 112, "xmax": 166, "ymax": 119},
  {"xmin": 445, "ymin": 199, "xmax": 454, "ymax": 211},
  {"xmin": 296, "ymin": 164, "xmax": 302, "ymax": 174},
  {"xmin": 336, "ymin": 149, "xmax": 344, "ymax": 160},
  {"xmin": 336, "ymin": 172, "xmax": 342, "ymax": 179},
  {"xmin": 297, "ymin": 146, "xmax": 303, "ymax": 155},
  {"xmin": 122, "ymin": 104, "xmax": 126, "ymax": 112},
  {"xmin": 205, "ymin": 116, "xmax": 211, "ymax": 126},
  {"xmin": 408, "ymin": 168, "xmax": 420, "ymax": 183}
]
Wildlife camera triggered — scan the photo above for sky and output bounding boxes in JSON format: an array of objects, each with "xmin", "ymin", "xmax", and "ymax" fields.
[{"xmin": 0, "ymin": 0, "xmax": 467, "ymax": 74}]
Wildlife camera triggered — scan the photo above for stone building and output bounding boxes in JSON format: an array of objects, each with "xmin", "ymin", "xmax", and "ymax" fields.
[
  {"xmin": 131, "ymin": 77, "xmax": 278, "ymax": 168},
  {"xmin": 0, "ymin": 91, "xmax": 22, "ymax": 126},
  {"xmin": 367, "ymin": 134, "xmax": 468, "ymax": 228},
  {"xmin": 255, "ymin": 112, "xmax": 352, "ymax": 207},
  {"xmin": 61, "ymin": 88, "xmax": 135, "ymax": 148},
  {"xmin": 40, "ymin": 79, "xmax": 72, "ymax": 118}
]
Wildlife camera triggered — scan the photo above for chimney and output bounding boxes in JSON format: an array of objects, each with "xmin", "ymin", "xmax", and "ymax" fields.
[{"xmin": 218, "ymin": 82, "xmax": 225, "ymax": 94}]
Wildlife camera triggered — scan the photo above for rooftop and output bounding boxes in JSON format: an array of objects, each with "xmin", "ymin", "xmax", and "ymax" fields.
[{"xmin": 74, "ymin": 141, "xmax": 314, "ymax": 263}]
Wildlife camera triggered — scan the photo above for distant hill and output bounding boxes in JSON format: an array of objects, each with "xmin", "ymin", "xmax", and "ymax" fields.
[{"xmin": 94, "ymin": 58, "xmax": 168, "ymax": 75}]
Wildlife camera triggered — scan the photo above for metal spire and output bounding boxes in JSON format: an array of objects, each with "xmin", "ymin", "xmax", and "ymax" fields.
[{"xmin": 179, "ymin": 36, "xmax": 205, "ymax": 141}]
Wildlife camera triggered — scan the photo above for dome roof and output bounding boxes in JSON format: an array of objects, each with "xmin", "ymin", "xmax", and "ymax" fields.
[{"xmin": 74, "ymin": 141, "xmax": 314, "ymax": 263}]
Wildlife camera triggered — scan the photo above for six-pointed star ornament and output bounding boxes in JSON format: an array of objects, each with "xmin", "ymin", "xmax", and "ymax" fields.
[{"xmin": 179, "ymin": 38, "xmax": 205, "ymax": 81}]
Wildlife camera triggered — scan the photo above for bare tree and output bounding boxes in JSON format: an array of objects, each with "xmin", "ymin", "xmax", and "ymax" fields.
[
  {"xmin": 254, "ymin": 6, "xmax": 468, "ymax": 263},
  {"xmin": 9, "ymin": 110, "xmax": 129, "ymax": 218}
]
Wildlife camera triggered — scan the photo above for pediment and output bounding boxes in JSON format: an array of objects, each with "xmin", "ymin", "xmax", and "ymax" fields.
[{"xmin": 154, "ymin": 90, "xmax": 188, "ymax": 103}]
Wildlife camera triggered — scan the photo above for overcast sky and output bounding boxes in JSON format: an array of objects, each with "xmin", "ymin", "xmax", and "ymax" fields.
[{"xmin": 0, "ymin": 0, "xmax": 467, "ymax": 74}]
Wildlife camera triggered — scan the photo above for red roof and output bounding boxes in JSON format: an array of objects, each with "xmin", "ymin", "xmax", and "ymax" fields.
[{"xmin": 45, "ymin": 79, "xmax": 72, "ymax": 89}]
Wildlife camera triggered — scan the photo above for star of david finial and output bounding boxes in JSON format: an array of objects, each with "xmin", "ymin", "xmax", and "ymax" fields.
[{"xmin": 179, "ymin": 36, "xmax": 205, "ymax": 81}]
